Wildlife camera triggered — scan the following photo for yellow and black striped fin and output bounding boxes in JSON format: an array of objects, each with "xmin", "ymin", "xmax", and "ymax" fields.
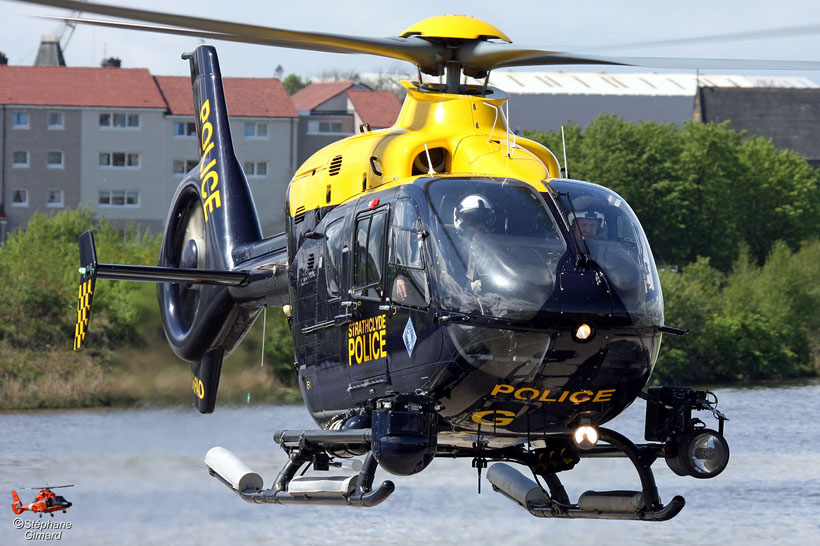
[
  {"xmin": 73, "ymin": 276, "xmax": 96, "ymax": 351},
  {"xmin": 74, "ymin": 230, "xmax": 100, "ymax": 352}
]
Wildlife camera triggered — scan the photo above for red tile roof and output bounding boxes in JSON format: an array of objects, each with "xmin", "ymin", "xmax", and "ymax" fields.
[
  {"xmin": 0, "ymin": 66, "xmax": 166, "ymax": 108},
  {"xmin": 292, "ymin": 81, "xmax": 354, "ymax": 111},
  {"xmin": 155, "ymin": 76, "xmax": 297, "ymax": 118},
  {"xmin": 347, "ymin": 90, "xmax": 403, "ymax": 128}
]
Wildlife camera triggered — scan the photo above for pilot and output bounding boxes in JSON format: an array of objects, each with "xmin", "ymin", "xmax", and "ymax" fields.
[
  {"xmin": 569, "ymin": 195, "xmax": 641, "ymax": 302},
  {"xmin": 395, "ymin": 194, "xmax": 496, "ymax": 304},
  {"xmin": 569, "ymin": 196, "xmax": 606, "ymax": 239},
  {"xmin": 454, "ymin": 194, "xmax": 496, "ymax": 241}
]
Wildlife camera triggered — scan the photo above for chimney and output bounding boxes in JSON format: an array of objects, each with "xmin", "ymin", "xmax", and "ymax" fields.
[
  {"xmin": 101, "ymin": 57, "xmax": 122, "ymax": 68},
  {"xmin": 34, "ymin": 35, "xmax": 66, "ymax": 66},
  {"xmin": 0, "ymin": 52, "xmax": 8, "ymax": 65}
]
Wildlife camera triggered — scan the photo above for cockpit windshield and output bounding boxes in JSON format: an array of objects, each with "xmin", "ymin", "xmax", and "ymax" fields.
[
  {"xmin": 426, "ymin": 178, "xmax": 566, "ymax": 321},
  {"xmin": 549, "ymin": 179, "xmax": 663, "ymax": 325}
]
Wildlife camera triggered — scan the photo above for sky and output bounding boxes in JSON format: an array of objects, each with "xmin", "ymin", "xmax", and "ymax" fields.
[{"xmin": 2, "ymin": 0, "xmax": 820, "ymax": 82}]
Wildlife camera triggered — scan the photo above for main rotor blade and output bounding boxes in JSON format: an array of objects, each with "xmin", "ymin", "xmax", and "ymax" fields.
[
  {"xmin": 38, "ymin": 16, "xmax": 352, "ymax": 53},
  {"xmin": 460, "ymin": 42, "xmax": 820, "ymax": 71},
  {"xmin": 571, "ymin": 24, "xmax": 820, "ymax": 54},
  {"xmin": 17, "ymin": 0, "xmax": 439, "ymax": 68}
]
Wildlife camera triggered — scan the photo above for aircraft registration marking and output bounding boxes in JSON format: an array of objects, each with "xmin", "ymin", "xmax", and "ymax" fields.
[{"xmin": 348, "ymin": 314, "xmax": 387, "ymax": 365}]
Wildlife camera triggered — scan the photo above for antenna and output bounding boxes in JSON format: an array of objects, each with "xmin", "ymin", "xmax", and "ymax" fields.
[
  {"xmin": 423, "ymin": 143, "xmax": 435, "ymax": 176},
  {"xmin": 561, "ymin": 126, "xmax": 570, "ymax": 178}
]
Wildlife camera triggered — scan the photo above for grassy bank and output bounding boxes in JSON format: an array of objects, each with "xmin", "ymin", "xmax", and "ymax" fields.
[{"xmin": 0, "ymin": 320, "xmax": 302, "ymax": 411}]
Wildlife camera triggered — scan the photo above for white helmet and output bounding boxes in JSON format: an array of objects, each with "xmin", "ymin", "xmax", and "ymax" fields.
[
  {"xmin": 454, "ymin": 194, "xmax": 495, "ymax": 233},
  {"xmin": 568, "ymin": 209, "xmax": 605, "ymax": 225}
]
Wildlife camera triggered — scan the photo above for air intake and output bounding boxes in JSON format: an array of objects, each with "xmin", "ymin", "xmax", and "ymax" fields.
[{"xmin": 329, "ymin": 155, "xmax": 343, "ymax": 176}]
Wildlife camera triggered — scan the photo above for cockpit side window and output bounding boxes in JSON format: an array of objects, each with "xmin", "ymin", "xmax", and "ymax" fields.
[
  {"xmin": 389, "ymin": 198, "xmax": 429, "ymax": 308},
  {"xmin": 353, "ymin": 208, "xmax": 387, "ymax": 299},
  {"xmin": 550, "ymin": 180, "xmax": 663, "ymax": 324},
  {"xmin": 324, "ymin": 217, "xmax": 344, "ymax": 296}
]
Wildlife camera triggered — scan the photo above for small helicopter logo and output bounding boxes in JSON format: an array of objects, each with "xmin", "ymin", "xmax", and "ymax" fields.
[{"xmin": 10, "ymin": 485, "xmax": 73, "ymax": 517}]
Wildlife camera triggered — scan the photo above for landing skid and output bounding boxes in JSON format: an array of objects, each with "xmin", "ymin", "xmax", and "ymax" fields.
[
  {"xmin": 205, "ymin": 426, "xmax": 685, "ymax": 520},
  {"xmin": 482, "ymin": 428, "xmax": 685, "ymax": 521},
  {"xmin": 205, "ymin": 429, "xmax": 394, "ymax": 506}
]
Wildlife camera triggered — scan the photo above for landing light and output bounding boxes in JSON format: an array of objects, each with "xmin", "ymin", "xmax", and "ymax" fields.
[
  {"xmin": 574, "ymin": 323, "xmax": 594, "ymax": 342},
  {"xmin": 573, "ymin": 425, "xmax": 598, "ymax": 449},
  {"xmin": 665, "ymin": 429, "xmax": 730, "ymax": 479}
]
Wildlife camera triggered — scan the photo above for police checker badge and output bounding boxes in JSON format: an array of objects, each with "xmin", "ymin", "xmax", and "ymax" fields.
[{"xmin": 403, "ymin": 317, "xmax": 417, "ymax": 357}]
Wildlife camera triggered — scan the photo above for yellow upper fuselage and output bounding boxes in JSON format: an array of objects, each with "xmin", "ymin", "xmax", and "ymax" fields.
[{"xmin": 288, "ymin": 81, "xmax": 561, "ymax": 216}]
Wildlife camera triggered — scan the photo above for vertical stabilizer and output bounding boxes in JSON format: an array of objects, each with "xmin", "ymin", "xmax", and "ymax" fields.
[{"xmin": 11, "ymin": 490, "xmax": 24, "ymax": 514}]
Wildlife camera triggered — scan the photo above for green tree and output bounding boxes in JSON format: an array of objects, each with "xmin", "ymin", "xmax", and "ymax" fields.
[
  {"xmin": 0, "ymin": 207, "xmax": 160, "ymax": 349},
  {"xmin": 525, "ymin": 116, "xmax": 820, "ymax": 271},
  {"xmin": 735, "ymin": 138, "xmax": 820, "ymax": 263},
  {"xmin": 282, "ymin": 73, "xmax": 309, "ymax": 95}
]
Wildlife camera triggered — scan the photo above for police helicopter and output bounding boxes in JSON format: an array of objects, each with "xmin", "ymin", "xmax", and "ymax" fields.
[{"xmin": 26, "ymin": 0, "xmax": 818, "ymax": 522}]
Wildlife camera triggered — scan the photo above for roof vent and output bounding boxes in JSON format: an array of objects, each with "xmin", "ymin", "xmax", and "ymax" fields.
[
  {"xmin": 101, "ymin": 57, "xmax": 122, "ymax": 68},
  {"xmin": 329, "ymin": 155, "xmax": 343, "ymax": 176}
]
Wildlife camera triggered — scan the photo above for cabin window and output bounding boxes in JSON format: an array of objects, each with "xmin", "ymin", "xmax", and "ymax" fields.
[
  {"xmin": 353, "ymin": 209, "xmax": 387, "ymax": 299},
  {"xmin": 389, "ymin": 198, "xmax": 429, "ymax": 308},
  {"xmin": 324, "ymin": 218, "xmax": 344, "ymax": 296}
]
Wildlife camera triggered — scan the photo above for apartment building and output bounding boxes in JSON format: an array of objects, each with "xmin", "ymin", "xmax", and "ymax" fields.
[
  {"xmin": 155, "ymin": 76, "xmax": 299, "ymax": 235},
  {"xmin": 0, "ymin": 64, "xmax": 298, "ymax": 240}
]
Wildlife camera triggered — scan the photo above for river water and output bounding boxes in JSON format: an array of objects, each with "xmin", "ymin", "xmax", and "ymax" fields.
[{"xmin": 2, "ymin": 380, "xmax": 819, "ymax": 545}]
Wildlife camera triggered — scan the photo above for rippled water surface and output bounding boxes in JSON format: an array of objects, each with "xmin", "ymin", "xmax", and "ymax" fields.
[{"xmin": 2, "ymin": 380, "xmax": 819, "ymax": 545}]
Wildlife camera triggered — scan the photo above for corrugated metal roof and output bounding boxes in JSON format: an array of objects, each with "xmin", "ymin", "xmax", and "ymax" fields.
[{"xmin": 487, "ymin": 71, "xmax": 818, "ymax": 96}]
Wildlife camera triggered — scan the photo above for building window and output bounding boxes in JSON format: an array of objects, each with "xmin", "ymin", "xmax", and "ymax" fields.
[
  {"xmin": 244, "ymin": 161, "xmax": 268, "ymax": 177},
  {"xmin": 99, "ymin": 112, "xmax": 140, "ymax": 128},
  {"xmin": 99, "ymin": 152, "xmax": 140, "ymax": 168},
  {"xmin": 11, "ymin": 189, "xmax": 28, "ymax": 207},
  {"xmin": 46, "ymin": 189, "xmax": 64, "ymax": 208},
  {"xmin": 47, "ymin": 150, "xmax": 64, "ymax": 169},
  {"xmin": 99, "ymin": 190, "xmax": 140, "ymax": 207},
  {"xmin": 12, "ymin": 111, "xmax": 29, "ymax": 129},
  {"xmin": 307, "ymin": 120, "xmax": 345, "ymax": 134},
  {"xmin": 48, "ymin": 111, "xmax": 64, "ymax": 129},
  {"xmin": 173, "ymin": 121, "xmax": 196, "ymax": 137},
  {"xmin": 12, "ymin": 151, "xmax": 29, "ymax": 168},
  {"xmin": 244, "ymin": 122, "xmax": 268, "ymax": 138},
  {"xmin": 172, "ymin": 159, "xmax": 198, "ymax": 175}
]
